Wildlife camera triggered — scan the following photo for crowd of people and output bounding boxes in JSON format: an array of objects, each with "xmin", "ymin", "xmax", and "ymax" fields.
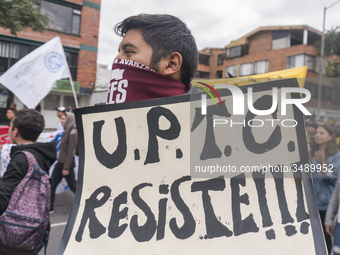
[{"xmin": 306, "ymin": 119, "xmax": 340, "ymax": 255}]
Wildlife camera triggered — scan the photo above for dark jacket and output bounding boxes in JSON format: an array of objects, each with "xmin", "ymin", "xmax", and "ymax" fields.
[{"xmin": 0, "ymin": 142, "xmax": 57, "ymax": 215}]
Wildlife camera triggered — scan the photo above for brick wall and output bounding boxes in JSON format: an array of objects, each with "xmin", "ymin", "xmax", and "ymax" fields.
[
  {"xmin": 77, "ymin": 50, "xmax": 97, "ymax": 87},
  {"xmin": 197, "ymin": 48, "xmax": 226, "ymax": 78},
  {"xmin": 78, "ymin": 1, "xmax": 100, "ymax": 88},
  {"xmin": 0, "ymin": 0, "xmax": 101, "ymax": 88},
  {"xmin": 248, "ymin": 31, "xmax": 272, "ymax": 55},
  {"xmin": 224, "ymin": 42, "xmax": 318, "ymax": 78}
]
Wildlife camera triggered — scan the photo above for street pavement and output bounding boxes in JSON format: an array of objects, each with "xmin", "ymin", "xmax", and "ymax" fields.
[{"xmin": 38, "ymin": 189, "xmax": 75, "ymax": 255}]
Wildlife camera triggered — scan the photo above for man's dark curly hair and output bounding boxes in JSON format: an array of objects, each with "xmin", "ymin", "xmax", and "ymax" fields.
[
  {"xmin": 12, "ymin": 109, "xmax": 45, "ymax": 141},
  {"xmin": 115, "ymin": 14, "xmax": 198, "ymax": 86}
]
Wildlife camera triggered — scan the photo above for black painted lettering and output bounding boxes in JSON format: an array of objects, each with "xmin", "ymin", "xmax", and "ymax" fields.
[
  {"xmin": 130, "ymin": 183, "xmax": 157, "ymax": 242},
  {"xmin": 93, "ymin": 118, "xmax": 127, "ymax": 169},
  {"xmin": 293, "ymin": 171, "xmax": 309, "ymax": 222},
  {"xmin": 271, "ymin": 168, "xmax": 294, "ymax": 224},
  {"xmin": 169, "ymin": 176, "xmax": 196, "ymax": 239},
  {"xmin": 243, "ymin": 95, "xmax": 282, "ymax": 154},
  {"xmin": 145, "ymin": 107, "xmax": 181, "ymax": 165},
  {"xmin": 108, "ymin": 191, "xmax": 128, "ymax": 238},
  {"xmin": 231, "ymin": 173, "xmax": 259, "ymax": 236},
  {"xmin": 252, "ymin": 171, "xmax": 273, "ymax": 228},
  {"xmin": 75, "ymin": 186, "xmax": 111, "ymax": 242},
  {"xmin": 191, "ymin": 176, "xmax": 233, "ymax": 239},
  {"xmin": 156, "ymin": 198, "xmax": 168, "ymax": 241},
  {"xmin": 191, "ymin": 101, "xmax": 231, "ymax": 160}
]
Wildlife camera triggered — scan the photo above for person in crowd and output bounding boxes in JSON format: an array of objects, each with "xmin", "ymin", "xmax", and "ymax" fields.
[
  {"xmin": 310, "ymin": 124, "xmax": 340, "ymax": 254},
  {"xmin": 335, "ymin": 123, "xmax": 340, "ymax": 148},
  {"xmin": 50, "ymin": 111, "xmax": 77, "ymax": 212},
  {"xmin": 6, "ymin": 107, "xmax": 17, "ymax": 125},
  {"xmin": 0, "ymin": 109, "xmax": 56, "ymax": 215},
  {"xmin": 306, "ymin": 121, "xmax": 318, "ymax": 145},
  {"xmin": 325, "ymin": 174, "xmax": 340, "ymax": 255},
  {"xmin": 9, "ymin": 103, "xmax": 16, "ymax": 108},
  {"xmin": 107, "ymin": 14, "xmax": 198, "ymax": 104},
  {"xmin": 67, "ymin": 106, "xmax": 73, "ymax": 112},
  {"xmin": 55, "ymin": 106, "xmax": 66, "ymax": 132}
]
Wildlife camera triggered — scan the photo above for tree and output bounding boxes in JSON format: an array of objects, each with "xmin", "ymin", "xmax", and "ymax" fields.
[
  {"xmin": 0, "ymin": 0, "xmax": 50, "ymax": 36},
  {"xmin": 314, "ymin": 27, "xmax": 340, "ymax": 78}
]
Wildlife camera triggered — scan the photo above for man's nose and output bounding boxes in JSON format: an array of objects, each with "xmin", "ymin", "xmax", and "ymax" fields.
[{"xmin": 115, "ymin": 52, "xmax": 123, "ymax": 59}]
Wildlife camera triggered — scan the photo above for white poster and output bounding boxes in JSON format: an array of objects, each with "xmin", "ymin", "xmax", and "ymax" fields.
[{"xmin": 56, "ymin": 79, "xmax": 325, "ymax": 255}]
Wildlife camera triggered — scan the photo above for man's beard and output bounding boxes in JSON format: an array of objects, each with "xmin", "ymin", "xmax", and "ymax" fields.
[{"xmin": 149, "ymin": 56, "xmax": 161, "ymax": 73}]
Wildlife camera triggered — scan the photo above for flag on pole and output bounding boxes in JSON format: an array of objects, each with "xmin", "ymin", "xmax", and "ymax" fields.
[{"xmin": 0, "ymin": 36, "xmax": 71, "ymax": 109}]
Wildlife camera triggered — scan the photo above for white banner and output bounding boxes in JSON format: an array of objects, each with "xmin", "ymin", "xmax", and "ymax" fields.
[{"xmin": 0, "ymin": 36, "xmax": 71, "ymax": 109}]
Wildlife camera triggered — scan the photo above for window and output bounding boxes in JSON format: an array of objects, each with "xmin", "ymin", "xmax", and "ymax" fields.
[
  {"xmin": 217, "ymin": 53, "xmax": 226, "ymax": 65},
  {"xmin": 0, "ymin": 41, "xmax": 19, "ymax": 74},
  {"xmin": 226, "ymin": 45, "xmax": 249, "ymax": 59},
  {"xmin": 44, "ymin": 94, "xmax": 60, "ymax": 110},
  {"xmin": 254, "ymin": 60, "xmax": 268, "ymax": 74},
  {"xmin": 39, "ymin": 0, "xmax": 81, "ymax": 35},
  {"xmin": 287, "ymin": 54, "xmax": 315, "ymax": 71},
  {"xmin": 240, "ymin": 63, "xmax": 253, "ymax": 76},
  {"xmin": 216, "ymin": 70, "xmax": 223, "ymax": 78},
  {"xmin": 305, "ymin": 55, "xmax": 316, "ymax": 71},
  {"xmin": 272, "ymin": 31, "xmax": 290, "ymax": 50},
  {"xmin": 199, "ymin": 54, "xmax": 210, "ymax": 65},
  {"xmin": 225, "ymin": 65, "xmax": 237, "ymax": 77},
  {"xmin": 65, "ymin": 52, "xmax": 78, "ymax": 81},
  {"xmin": 195, "ymin": 71, "xmax": 210, "ymax": 78},
  {"xmin": 64, "ymin": 95, "xmax": 79, "ymax": 109},
  {"xmin": 229, "ymin": 46, "xmax": 241, "ymax": 58}
]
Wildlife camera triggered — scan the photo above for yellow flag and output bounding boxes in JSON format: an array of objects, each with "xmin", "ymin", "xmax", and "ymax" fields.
[{"xmin": 192, "ymin": 66, "xmax": 307, "ymax": 89}]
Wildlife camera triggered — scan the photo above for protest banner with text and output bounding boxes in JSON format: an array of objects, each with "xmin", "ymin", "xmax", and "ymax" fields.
[{"xmin": 56, "ymin": 79, "xmax": 326, "ymax": 255}]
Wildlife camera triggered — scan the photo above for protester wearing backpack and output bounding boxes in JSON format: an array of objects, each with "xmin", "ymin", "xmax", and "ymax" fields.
[{"xmin": 0, "ymin": 109, "xmax": 56, "ymax": 255}]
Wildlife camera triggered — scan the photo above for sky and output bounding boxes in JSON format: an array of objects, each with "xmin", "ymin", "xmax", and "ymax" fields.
[{"xmin": 96, "ymin": 0, "xmax": 340, "ymax": 67}]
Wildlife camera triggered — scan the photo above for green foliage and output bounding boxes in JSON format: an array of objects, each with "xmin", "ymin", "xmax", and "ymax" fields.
[
  {"xmin": 314, "ymin": 26, "xmax": 340, "ymax": 56},
  {"xmin": 0, "ymin": 0, "xmax": 50, "ymax": 36},
  {"xmin": 314, "ymin": 27, "xmax": 340, "ymax": 77},
  {"xmin": 325, "ymin": 62, "xmax": 340, "ymax": 78}
]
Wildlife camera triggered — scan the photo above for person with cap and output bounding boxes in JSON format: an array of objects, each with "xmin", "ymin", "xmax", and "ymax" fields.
[{"xmin": 56, "ymin": 106, "xmax": 66, "ymax": 132}]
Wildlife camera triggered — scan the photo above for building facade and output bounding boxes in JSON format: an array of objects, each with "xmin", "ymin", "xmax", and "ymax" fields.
[
  {"xmin": 196, "ymin": 25, "xmax": 340, "ymax": 122},
  {"xmin": 0, "ymin": 0, "xmax": 100, "ymax": 129}
]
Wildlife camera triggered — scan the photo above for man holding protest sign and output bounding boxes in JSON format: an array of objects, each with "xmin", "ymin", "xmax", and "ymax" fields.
[
  {"xmin": 106, "ymin": 14, "xmax": 198, "ymax": 104},
  {"xmin": 54, "ymin": 13, "xmax": 327, "ymax": 255}
]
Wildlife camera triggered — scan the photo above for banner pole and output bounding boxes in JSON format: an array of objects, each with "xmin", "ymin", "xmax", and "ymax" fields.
[{"xmin": 68, "ymin": 75, "xmax": 79, "ymax": 109}]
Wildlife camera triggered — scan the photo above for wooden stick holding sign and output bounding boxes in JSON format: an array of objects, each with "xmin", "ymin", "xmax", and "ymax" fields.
[{"xmin": 55, "ymin": 79, "xmax": 326, "ymax": 255}]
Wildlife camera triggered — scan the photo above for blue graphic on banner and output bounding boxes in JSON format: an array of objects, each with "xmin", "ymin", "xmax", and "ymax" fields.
[
  {"xmin": 44, "ymin": 52, "xmax": 64, "ymax": 73},
  {"xmin": 51, "ymin": 131, "xmax": 63, "ymax": 152}
]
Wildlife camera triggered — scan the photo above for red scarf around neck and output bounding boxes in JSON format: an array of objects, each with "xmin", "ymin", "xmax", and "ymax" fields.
[{"xmin": 106, "ymin": 58, "xmax": 189, "ymax": 104}]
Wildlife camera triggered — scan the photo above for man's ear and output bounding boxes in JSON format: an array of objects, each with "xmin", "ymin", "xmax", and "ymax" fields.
[
  {"xmin": 163, "ymin": 52, "xmax": 182, "ymax": 77},
  {"xmin": 13, "ymin": 128, "xmax": 19, "ymax": 137}
]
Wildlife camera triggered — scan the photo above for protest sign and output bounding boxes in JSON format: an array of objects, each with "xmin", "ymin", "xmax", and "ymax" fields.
[{"xmin": 56, "ymin": 79, "xmax": 325, "ymax": 255}]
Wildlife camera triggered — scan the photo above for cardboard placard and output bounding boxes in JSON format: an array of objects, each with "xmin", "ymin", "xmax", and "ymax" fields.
[{"xmin": 56, "ymin": 79, "xmax": 326, "ymax": 255}]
